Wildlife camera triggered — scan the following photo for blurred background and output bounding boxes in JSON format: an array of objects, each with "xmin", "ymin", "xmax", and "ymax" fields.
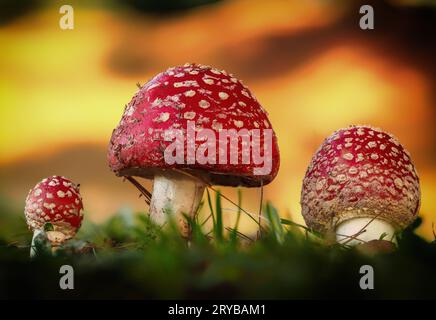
[{"xmin": 0, "ymin": 0, "xmax": 435, "ymax": 239}]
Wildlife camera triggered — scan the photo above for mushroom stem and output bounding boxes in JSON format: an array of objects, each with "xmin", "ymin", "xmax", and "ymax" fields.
[
  {"xmin": 336, "ymin": 217, "xmax": 396, "ymax": 246},
  {"xmin": 149, "ymin": 172, "xmax": 206, "ymax": 238},
  {"xmin": 30, "ymin": 229, "xmax": 48, "ymax": 258},
  {"xmin": 30, "ymin": 230, "xmax": 66, "ymax": 257}
]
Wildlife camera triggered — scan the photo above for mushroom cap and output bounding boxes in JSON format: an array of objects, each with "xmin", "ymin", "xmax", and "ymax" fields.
[
  {"xmin": 24, "ymin": 176, "xmax": 84, "ymax": 241},
  {"xmin": 301, "ymin": 125, "xmax": 420, "ymax": 233},
  {"xmin": 108, "ymin": 63, "xmax": 280, "ymax": 187}
]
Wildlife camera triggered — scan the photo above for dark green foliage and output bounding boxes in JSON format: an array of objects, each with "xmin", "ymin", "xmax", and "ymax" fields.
[{"xmin": 0, "ymin": 193, "xmax": 435, "ymax": 299}]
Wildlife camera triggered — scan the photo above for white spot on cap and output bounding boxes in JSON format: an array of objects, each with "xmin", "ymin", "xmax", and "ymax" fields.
[
  {"xmin": 371, "ymin": 153, "xmax": 379, "ymax": 160},
  {"xmin": 46, "ymin": 193, "xmax": 53, "ymax": 199},
  {"xmin": 34, "ymin": 189, "xmax": 42, "ymax": 197},
  {"xmin": 184, "ymin": 111, "xmax": 196, "ymax": 120},
  {"xmin": 147, "ymin": 83, "xmax": 160, "ymax": 91},
  {"xmin": 210, "ymin": 69, "xmax": 221, "ymax": 75},
  {"xmin": 328, "ymin": 185, "xmax": 340, "ymax": 192},
  {"xmin": 360, "ymin": 171, "xmax": 368, "ymax": 178},
  {"xmin": 203, "ymin": 78, "xmax": 214, "ymax": 85},
  {"xmin": 343, "ymin": 153, "xmax": 354, "ymax": 160},
  {"xmin": 316, "ymin": 179, "xmax": 326, "ymax": 191},
  {"xmin": 151, "ymin": 98, "xmax": 162, "ymax": 107},
  {"xmin": 212, "ymin": 121, "xmax": 223, "ymax": 131},
  {"xmin": 184, "ymin": 90, "xmax": 196, "ymax": 97},
  {"xmin": 57, "ymin": 191, "xmax": 66, "ymax": 198},
  {"xmin": 219, "ymin": 92, "xmax": 229, "ymax": 100},
  {"xmin": 367, "ymin": 141, "xmax": 377, "ymax": 148},
  {"xmin": 241, "ymin": 90, "xmax": 250, "ymax": 98},
  {"xmin": 125, "ymin": 105, "xmax": 135, "ymax": 116},
  {"xmin": 234, "ymin": 120, "xmax": 244, "ymax": 128},
  {"xmin": 43, "ymin": 203, "xmax": 56, "ymax": 210},
  {"xmin": 394, "ymin": 178, "xmax": 403, "ymax": 188},
  {"xmin": 238, "ymin": 101, "xmax": 246, "ymax": 107},
  {"xmin": 263, "ymin": 120, "xmax": 270, "ymax": 128},
  {"xmin": 348, "ymin": 167, "xmax": 358, "ymax": 175},
  {"xmin": 153, "ymin": 112, "xmax": 170, "ymax": 123},
  {"xmin": 354, "ymin": 185, "xmax": 363, "ymax": 193},
  {"xmin": 336, "ymin": 174, "xmax": 347, "ymax": 183},
  {"xmin": 174, "ymin": 80, "xmax": 198, "ymax": 88},
  {"xmin": 199, "ymin": 100, "xmax": 210, "ymax": 109}
]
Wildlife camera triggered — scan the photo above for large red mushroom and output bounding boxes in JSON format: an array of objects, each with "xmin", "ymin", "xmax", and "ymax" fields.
[
  {"xmin": 25, "ymin": 176, "xmax": 84, "ymax": 256},
  {"xmin": 108, "ymin": 63, "xmax": 280, "ymax": 238},
  {"xmin": 301, "ymin": 125, "xmax": 420, "ymax": 245}
]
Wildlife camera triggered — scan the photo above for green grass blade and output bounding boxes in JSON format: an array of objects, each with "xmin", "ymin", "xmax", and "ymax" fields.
[
  {"xmin": 214, "ymin": 190, "xmax": 223, "ymax": 242},
  {"xmin": 266, "ymin": 202, "xmax": 284, "ymax": 243},
  {"xmin": 280, "ymin": 218, "xmax": 322, "ymax": 238},
  {"xmin": 206, "ymin": 188, "xmax": 216, "ymax": 227},
  {"xmin": 230, "ymin": 188, "xmax": 242, "ymax": 245}
]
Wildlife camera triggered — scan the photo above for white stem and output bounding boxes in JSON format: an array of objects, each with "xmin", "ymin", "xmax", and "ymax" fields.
[
  {"xmin": 336, "ymin": 217, "xmax": 396, "ymax": 246},
  {"xmin": 149, "ymin": 173, "xmax": 206, "ymax": 238},
  {"xmin": 30, "ymin": 229, "xmax": 47, "ymax": 258},
  {"xmin": 30, "ymin": 230, "xmax": 66, "ymax": 258}
]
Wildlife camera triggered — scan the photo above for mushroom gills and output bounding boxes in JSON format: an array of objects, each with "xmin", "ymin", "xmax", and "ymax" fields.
[
  {"xmin": 335, "ymin": 217, "xmax": 396, "ymax": 246},
  {"xmin": 149, "ymin": 172, "xmax": 206, "ymax": 238}
]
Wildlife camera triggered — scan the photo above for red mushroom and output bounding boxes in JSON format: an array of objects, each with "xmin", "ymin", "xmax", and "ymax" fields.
[
  {"xmin": 108, "ymin": 63, "xmax": 280, "ymax": 238},
  {"xmin": 25, "ymin": 176, "xmax": 84, "ymax": 256},
  {"xmin": 301, "ymin": 125, "xmax": 420, "ymax": 245}
]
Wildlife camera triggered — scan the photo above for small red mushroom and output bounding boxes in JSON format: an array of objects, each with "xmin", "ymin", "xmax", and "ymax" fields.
[
  {"xmin": 25, "ymin": 176, "xmax": 84, "ymax": 256},
  {"xmin": 108, "ymin": 63, "xmax": 280, "ymax": 238},
  {"xmin": 301, "ymin": 125, "xmax": 420, "ymax": 245}
]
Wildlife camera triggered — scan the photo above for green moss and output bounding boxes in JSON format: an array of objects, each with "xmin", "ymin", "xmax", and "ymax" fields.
[{"xmin": 0, "ymin": 194, "xmax": 435, "ymax": 299}]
